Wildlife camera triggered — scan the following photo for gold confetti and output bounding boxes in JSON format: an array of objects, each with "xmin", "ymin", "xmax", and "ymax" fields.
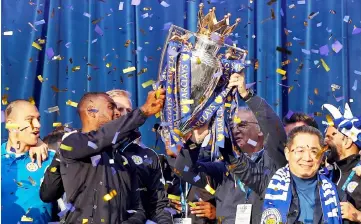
[
  {"xmin": 296, "ymin": 62, "xmax": 304, "ymax": 74},
  {"xmin": 137, "ymin": 68, "xmax": 148, "ymax": 75},
  {"xmin": 326, "ymin": 114, "xmax": 334, "ymax": 126},
  {"xmin": 320, "ymin": 59, "xmax": 330, "ymax": 72},
  {"xmin": 5, "ymin": 123, "xmax": 20, "ymax": 129},
  {"xmin": 276, "ymin": 68, "xmax": 286, "ymax": 75},
  {"xmin": 288, "ymin": 86, "xmax": 294, "ymax": 94},
  {"xmin": 124, "ymin": 40, "xmax": 131, "ymax": 47},
  {"xmin": 50, "ymin": 167, "xmax": 57, "ymax": 172},
  {"xmin": 155, "ymin": 112, "xmax": 160, "ymax": 118},
  {"xmin": 188, "ymin": 201, "xmax": 197, "ymax": 208},
  {"xmin": 225, "ymin": 103, "xmax": 231, "ymax": 107},
  {"xmin": 106, "ymin": 63, "xmax": 112, "ymax": 68},
  {"xmin": 314, "ymin": 112, "xmax": 322, "ymax": 116},
  {"xmin": 37, "ymin": 75, "xmax": 44, "ymax": 83},
  {"xmin": 142, "ymin": 80, "xmax": 155, "ymax": 88},
  {"xmin": 233, "ymin": 116, "xmax": 241, "ymax": 124},
  {"xmin": 180, "ymin": 99, "xmax": 194, "ymax": 105},
  {"xmin": 196, "ymin": 57, "xmax": 201, "ymax": 64},
  {"xmin": 82, "ymin": 219, "xmax": 89, "ymax": 224},
  {"xmin": 2, "ymin": 94, "xmax": 8, "ymax": 105},
  {"xmin": 205, "ymin": 184, "xmax": 216, "ymax": 195},
  {"xmin": 53, "ymin": 122, "xmax": 62, "ymax": 127},
  {"xmin": 32, "ymin": 42, "xmax": 42, "ymax": 50},
  {"xmin": 168, "ymin": 194, "xmax": 181, "ymax": 201},
  {"xmin": 285, "ymin": 42, "xmax": 292, "ymax": 47},
  {"xmin": 60, "ymin": 144, "xmax": 73, "ymax": 151},
  {"xmin": 123, "ymin": 66, "xmax": 136, "ymax": 74},
  {"xmin": 72, "ymin": 66, "xmax": 81, "ymax": 72},
  {"xmin": 314, "ymin": 88, "xmax": 319, "ymax": 95},
  {"xmin": 316, "ymin": 145, "xmax": 329, "ymax": 159},
  {"xmin": 66, "ymin": 100, "xmax": 78, "ymax": 107},
  {"xmin": 282, "ymin": 60, "xmax": 291, "ymax": 66},
  {"xmin": 103, "ymin": 189, "xmax": 117, "ymax": 201},
  {"xmin": 21, "ymin": 215, "xmax": 33, "ymax": 222},
  {"xmin": 28, "ymin": 97, "xmax": 35, "ymax": 105},
  {"xmin": 14, "ymin": 179, "xmax": 23, "ymax": 187},
  {"xmin": 28, "ymin": 176, "xmax": 36, "ymax": 186}
]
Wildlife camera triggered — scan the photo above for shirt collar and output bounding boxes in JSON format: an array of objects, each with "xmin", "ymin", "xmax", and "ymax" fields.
[
  {"xmin": 1, "ymin": 142, "xmax": 29, "ymax": 159},
  {"xmin": 247, "ymin": 148, "xmax": 264, "ymax": 162}
]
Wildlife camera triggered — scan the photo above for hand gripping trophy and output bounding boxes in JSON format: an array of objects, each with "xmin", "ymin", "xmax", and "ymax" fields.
[{"xmin": 156, "ymin": 3, "xmax": 249, "ymax": 158}]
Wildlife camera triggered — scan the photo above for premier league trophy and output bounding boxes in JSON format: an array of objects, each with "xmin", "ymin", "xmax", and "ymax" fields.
[{"xmin": 156, "ymin": 4, "xmax": 249, "ymax": 158}]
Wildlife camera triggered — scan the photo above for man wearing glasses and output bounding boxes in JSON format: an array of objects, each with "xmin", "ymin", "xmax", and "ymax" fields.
[{"xmin": 174, "ymin": 72, "xmax": 287, "ymax": 223}]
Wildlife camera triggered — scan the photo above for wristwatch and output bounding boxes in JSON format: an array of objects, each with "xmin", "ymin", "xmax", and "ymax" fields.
[{"xmin": 241, "ymin": 88, "xmax": 255, "ymax": 102}]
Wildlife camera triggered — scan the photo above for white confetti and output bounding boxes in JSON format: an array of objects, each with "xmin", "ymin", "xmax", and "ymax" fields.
[
  {"xmin": 83, "ymin": 12, "xmax": 91, "ymax": 18},
  {"xmin": 149, "ymin": 26, "xmax": 153, "ymax": 31},
  {"xmin": 302, "ymin": 49, "xmax": 311, "ymax": 55},
  {"xmin": 3, "ymin": 31, "xmax": 13, "ymax": 36},
  {"xmin": 311, "ymin": 49, "xmax": 319, "ymax": 54},
  {"xmin": 352, "ymin": 80, "xmax": 357, "ymax": 91},
  {"xmin": 142, "ymin": 13, "xmax": 149, "ymax": 18},
  {"xmin": 289, "ymin": 4, "xmax": 295, "ymax": 8},
  {"xmin": 247, "ymin": 139, "xmax": 257, "ymax": 147},
  {"xmin": 297, "ymin": 0, "xmax": 305, "ymax": 4},
  {"xmin": 92, "ymin": 38, "xmax": 98, "ymax": 44},
  {"xmin": 317, "ymin": 22, "xmax": 322, "ymax": 27},
  {"xmin": 119, "ymin": 2, "xmax": 124, "ymax": 10},
  {"xmin": 88, "ymin": 141, "xmax": 98, "ymax": 150},
  {"xmin": 343, "ymin": 15, "xmax": 350, "ymax": 23},
  {"xmin": 34, "ymin": 19, "xmax": 46, "ymax": 26},
  {"xmin": 354, "ymin": 70, "xmax": 361, "ymax": 75},
  {"xmin": 160, "ymin": 1, "xmax": 170, "ymax": 7}
]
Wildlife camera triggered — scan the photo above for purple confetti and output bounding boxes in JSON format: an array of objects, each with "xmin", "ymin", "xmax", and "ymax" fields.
[
  {"xmin": 332, "ymin": 41, "xmax": 343, "ymax": 53},
  {"xmin": 224, "ymin": 37, "xmax": 233, "ymax": 45},
  {"xmin": 301, "ymin": 49, "xmax": 311, "ymax": 55},
  {"xmin": 57, "ymin": 210, "xmax": 67, "ymax": 217},
  {"xmin": 162, "ymin": 22, "xmax": 172, "ymax": 31},
  {"xmin": 286, "ymin": 110, "xmax": 294, "ymax": 119},
  {"xmin": 10, "ymin": 147, "xmax": 16, "ymax": 153},
  {"xmin": 1, "ymin": 111, "xmax": 4, "ymax": 123},
  {"xmin": 66, "ymin": 203, "xmax": 75, "ymax": 212},
  {"xmin": 111, "ymin": 167, "xmax": 117, "ymax": 175},
  {"xmin": 311, "ymin": 49, "xmax": 319, "ymax": 54},
  {"xmin": 319, "ymin": 45, "xmax": 329, "ymax": 56},
  {"xmin": 264, "ymin": 169, "xmax": 271, "ymax": 175},
  {"xmin": 88, "ymin": 108, "xmax": 98, "ymax": 113},
  {"xmin": 94, "ymin": 25, "xmax": 104, "ymax": 36},
  {"xmin": 88, "ymin": 141, "xmax": 98, "ymax": 150},
  {"xmin": 65, "ymin": 42, "xmax": 71, "ymax": 48},
  {"xmin": 137, "ymin": 46, "xmax": 143, "ymax": 51},
  {"xmin": 91, "ymin": 155, "xmax": 101, "ymax": 167},
  {"xmin": 145, "ymin": 220, "xmax": 157, "ymax": 224},
  {"xmin": 335, "ymin": 96, "xmax": 344, "ymax": 102},
  {"xmin": 246, "ymin": 82, "xmax": 256, "ymax": 89},
  {"xmin": 210, "ymin": 33, "xmax": 221, "ymax": 42},
  {"xmin": 143, "ymin": 158, "xmax": 153, "ymax": 165},
  {"xmin": 280, "ymin": 8, "xmax": 284, "ymax": 17},
  {"xmin": 164, "ymin": 207, "xmax": 177, "ymax": 215},
  {"xmin": 352, "ymin": 27, "xmax": 361, "ymax": 35},
  {"xmin": 34, "ymin": 19, "xmax": 45, "ymax": 26},
  {"xmin": 46, "ymin": 48, "xmax": 55, "ymax": 60},
  {"xmin": 184, "ymin": 166, "xmax": 189, "ymax": 172},
  {"xmin": 193, "ymin": 175, "xmax": 200, "ymax": 182}
]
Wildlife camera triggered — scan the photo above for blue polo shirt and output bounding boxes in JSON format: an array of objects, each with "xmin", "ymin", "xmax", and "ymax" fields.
[{"xmin": 1, "ymin": 142, "xmax": 55, "ymax": 224}]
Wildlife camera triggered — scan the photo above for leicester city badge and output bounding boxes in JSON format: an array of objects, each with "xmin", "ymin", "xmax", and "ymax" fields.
[
  {"xmin": 347, "ymin": 181, "xmax": 359, "ymax": 194},
  {"xmin": 261, "ymin": 208, "xmax": 282, "ymax": 224},
  {"xmin": 26, "ymin": 162, "xmax": 39, "ymax": 172},
  {"xmin": 131, "ymin": 155, "xmax": 143, "ymax": 165}
]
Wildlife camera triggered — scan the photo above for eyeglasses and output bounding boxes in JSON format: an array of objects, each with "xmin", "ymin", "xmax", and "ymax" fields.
[
  {"xmin": 290, "ymin": 146, "xmax": 321, "ymax": 158},
  {"xmin": 230, "ymin": 121, "xmax": 259, "ymax": 132}
]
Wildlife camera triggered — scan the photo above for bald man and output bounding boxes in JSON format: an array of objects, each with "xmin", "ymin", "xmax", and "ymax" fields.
[
  {"xmin": 57, "ymin": 90, "xmax": 165, "ymax": 224},
  {"xmin": 1, "ymin": 100, "xmax": 55, "ymax": 224}
]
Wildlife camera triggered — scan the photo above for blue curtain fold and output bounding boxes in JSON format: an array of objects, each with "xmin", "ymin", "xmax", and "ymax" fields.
[{"xmin": 2, "ymin": 0, "xmax": 361, "ymax": 151}]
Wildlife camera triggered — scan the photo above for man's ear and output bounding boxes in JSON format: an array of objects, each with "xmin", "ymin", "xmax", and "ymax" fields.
[
  {"xmin": 285, "ymin": 147, "xmax": 290, "ymax": 162},
  {"xmin": 343, "ymin": 136, "xmax": 354, "ymax": 149}
]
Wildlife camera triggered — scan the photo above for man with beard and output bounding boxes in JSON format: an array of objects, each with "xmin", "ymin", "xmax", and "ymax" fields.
[
  {"xmin": 57, "ymin": 90, "xmax": 164, "ymax": 223},
  {"xmin": 174, "ymin": 72, "xmax": 287, "ymax": 223},
  {"xmin": 2, "ymin": 100, "xmax": 55, "ymax": 223},
  {"xmin": 323, "ymin": 103, "xmax": 361, "ymax": 223},
  {"xmin": 106, "ymin": 89, "xmax": 172, "ymax": 223}
]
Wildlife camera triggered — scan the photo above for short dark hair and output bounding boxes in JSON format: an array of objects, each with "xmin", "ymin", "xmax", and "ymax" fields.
[
  {"xmin": 286, "ymin": 125, "xmax": 324, "ymax": 149},
  {"xmin": 77, "ymin": 92, "xmax": 110, "ymax": 116},
  {"xmin": 283, "ymin": 112, "xmax": 319, "ymax": 129},
  {"xmin": 43, "ymin": 127, "xmax": 66, "ymax": 151}
]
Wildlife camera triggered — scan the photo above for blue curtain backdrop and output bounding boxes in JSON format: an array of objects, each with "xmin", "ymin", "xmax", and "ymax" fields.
[{"xmin": 2, "ymin": 0, "xmax": 361, "ymax": 151}]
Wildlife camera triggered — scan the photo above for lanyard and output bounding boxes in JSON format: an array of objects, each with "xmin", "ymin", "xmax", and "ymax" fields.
[
  {"xmin": 235, "ymin": 175, "xmax": 252, "ymax": 203},
  {"xmin": 341, "ymin": 162, "xmax": 361, "ymax": 191},
  {"xmin": 179, "ymin": 181, "xmax": 191, "ymax": 217}
]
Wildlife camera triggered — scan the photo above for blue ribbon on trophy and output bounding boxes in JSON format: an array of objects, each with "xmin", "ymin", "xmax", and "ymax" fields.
[{"xmin": 179, "ymin": 44, "xmax": 192, "ymax": 123}]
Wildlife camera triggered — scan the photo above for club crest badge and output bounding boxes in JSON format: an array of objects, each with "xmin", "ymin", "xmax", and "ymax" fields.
[
  {"xmin": 347, "ymin": 181, "xmax": 359, "ymax": 194},
  {"xmin": 131, "ymin": 155, "xmax": 143, "ymax": 165},
  {"xmin": 26, "ymin": 162, "xmax": 39, "ymax": 172},
  {"xmin": 261, "ymin": 208, "xmax": 282, "ymax": 224}
]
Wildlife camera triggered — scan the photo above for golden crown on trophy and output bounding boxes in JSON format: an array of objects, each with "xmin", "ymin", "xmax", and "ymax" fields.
[{"xmin": 197, "ymin": 3, "xmax": 241, "ymax": 41}]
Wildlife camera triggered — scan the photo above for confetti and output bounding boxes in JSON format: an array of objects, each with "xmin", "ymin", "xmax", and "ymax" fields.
[
  {"xmin": 28, "ymin": 97, "xmax": 35, "ymax": 105},
  {"xmin": 38, "ymin": 75, "xmax": 44, "ymax": 83},
  {"xmin": 311, "ymin": 49, "xmax": 319, "ymax": 54},
  {"xmin": 331, "ymin": 41, "xmax": 343, "ymax": 53},
  {"xmin": 247, "ymin": 139, "xmax": 257, "ymax": 147},
  {"xmin": 320, "ymin": 59, "xmax": 330, "ymax": 72},
  {"xmin": 308, "ymin": 12, "xmax": 319, "ymax": 20},
  {"xmin": 343, "ymin": 15, "xmax": 350, "ymax": 22},
  {"xmin": 301, "ymin": 49, "xmax": 310, "ymax": 55},
  {"xmin": 21, "ymin": 216, "xmax": 33, "ymax": 222},
  {"xmin": 66, "ymin": 100, "xmax": 78, "ymax": 107},
  {"xmin": 53, "ymin": 122, "xmax": 62, "ymax": 127},
  {"xmin": 82, "ymin": 219, "xmax": 89, "ymax": 224},
  {"xmin": 352, "ymin": 26, "xmax": 361, "ymax": 35},
  {"xmin": 352, "ymin": 80, "xmax": 358, "ymax": 91},
  {"xmin": 91, "ymin": 155, "xmax": 101, "ymax": 167},
  {"xmin": 88, "ymin": 141, "xmax": 98, "ymax": 150},
  {"xmin": 28, "ymin": 176, "xmax": 36, "ymax": 186},
  {"xmin": 180, "ymin": 99, "xmax": 194, "ymax": 105},
  {"xmin": 193, "ymin": 175, "xmax": 200, "ymax": 182},
  {"xmin": 145, "ymin": 220, "xmax": 157, "ymax": 224},
  {"xmin": 106, "ymin": 63, "xmax": 112, "ymax": 68},
  {"xmin": 123, "ymin": 66, "xmax": 136, "ymax": 73},
  {"xmin": 297, "ymin": 0, "xmax": 305, "ymax": 4},
  {"xmin": 119, "ymin": 2, "xmax": 124, "ymax": 10},
  {"xmin": 184, "ymin": 166, "xmax": 189, "ymax": 172},
  {"xmin": 188, "ymin": 202, "xmax": 197, "ymax": 208},
  {"xmin": 314, "ymin": 88, "xmax": 319, "ymax": 95},
  {"xmin": 103, "ymin": 189, "xmax": 117, "ymax": 201},
  {"xmin": 137, "ymin": 68, "xmax": 147, "ymax": 75},
  {"xmin": 28, "ymin": 22, "xmax": 38, "ymax": 31},
  {"xmin": 168, "ymin": 194, "xmax": 180, "ymax": 201},
  {"xmin": 46, "ymin": 48, "xmax": 55, "ymax": 59},
  {"xmin": 319, "ymin": 45, "xmax": 329, "ymax": 56},
  {"xmin": 72, "ymin": 66, "xmax": 81, "ymax": 72},
  {"xmin": 34, "ymin": 19, "xmax": 45, "ymax": 26},
  {"xmin": 335, "ymin": 96, "xmax": 344, "ymax": 102},
  {"xmin": 286, "ymin": 110, "xmax": 294, "ymax": 119},
  {"xmin": 3, "ymin": 31, "xmax": 13, "ymax": 36},
  {"xmin": 131, "ymin": 0, "xmax": 141, "ymax": 6},
  {"xmin": 60, "ymin": 144, "xmax": 73, "ymax": 151},
  {"xmin": 50, "ymin": 167, "xmax": 57, "ymax": 172},
  {"xmin": 329, "ymin": 10, "xmax": 336, "ymax": 14},
  {"xmin": 276, "ymin": 68, "xmax": 286, "ymax": 75},
  {"xmin": 354, "ymin": 70, "xmax": 361, "ymax": 75},
  {"xmin": 317, "ymin": 22, "xmax": 322, "ymax": 27},
  {"xmin": 142, "ymin": 80, "xmax": 155, "ymax": 88},
  {"xmin": 142, "ymin": 13, "xmax": 149, "ymax": 18},
  {"xmin": 2, "ymin": 95, "xmax": 8, "ymax": 105},
  {"xmin": 32, "ymin": 42, "xmax": 42, "ymax": 50},
  {"xmin": 205, "ymin": 184, "xmax": 216, "ymax": 195},
  {"xmin": 95, "ymin": 25, "xmax": 104, "ymax": 36},
  {"xmin": 5, "ymin": 123, "xmax": 20, "ymax": 129},
  {"xmin": 46, "ymin": 106, "xmax": 60, "ymax": 113},
  {"xmin": 326, "ymin": 114, "xmax": 334, "ymax": 126},
  {"xmin": 160, "ymin": 1, "xmax": 170, "ymax": 7},
  {"xmin": 83, "ymin": 12, "xmax": 91, "ymax": 18}
]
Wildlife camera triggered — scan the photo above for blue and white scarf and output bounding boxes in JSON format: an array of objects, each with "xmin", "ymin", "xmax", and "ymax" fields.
[{"xmin": 261, "ymin": 165, "xmax": 342, "ymax": 224}]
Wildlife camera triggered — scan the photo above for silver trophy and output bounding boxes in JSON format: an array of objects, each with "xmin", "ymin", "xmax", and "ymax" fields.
[{"xmin": 157, "ymin": 4, "xmax": 248, "ymax": 152}]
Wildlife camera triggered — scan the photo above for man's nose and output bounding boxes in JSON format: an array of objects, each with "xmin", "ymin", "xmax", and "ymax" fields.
[{"xmin": 32, "ymin": 119, "xmax": 41, "ymax": 129}]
